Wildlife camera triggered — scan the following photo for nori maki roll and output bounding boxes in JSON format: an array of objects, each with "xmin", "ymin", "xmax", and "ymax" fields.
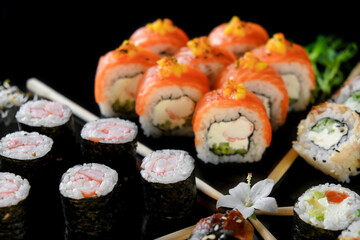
[
  {"xmin": 59, "ymin": 163, "xmax": 118, "ymax": 239},
  {"xmin": 0, "ymin": 131, "xmax": 54, "ymax": 184},
  {"xmin": 80, "ymin": 117, "xmax": 138, "ymax": 181},
  {"xmin": 0, "ymin": 172, "xmax": 31, "ymax": 240},
  {"xmin": 15, "ymin": 99, "xmax": 76, "ymax": 162},
  {"xmin": 140, "ymin": 149, "xmax": 197, "ymax": 220},
  {"xmin": 293, "ymin": 183, "xmax": 360, "ymax": 240}
]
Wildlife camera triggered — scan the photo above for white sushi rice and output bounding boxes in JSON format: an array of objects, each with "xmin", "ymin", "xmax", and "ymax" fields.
[
  {"xmin": 338, "ymin": 220, "xmax": 360, "ymax": 239},
  {"xmin": 195, "ymin": 106, "xmax": 268, "ymax": 164},
  {"xmin": 0, "ymin": 172, "xmax": 30, "ymax": 208},
  {"xmin": 139, "ymin": 85, "xmax": 203, "ymax": 138},
  {"xmin": 332, "ymin": 77, "xmax": 360, "ymax": 113},
  {"xmin": 15, "ymin": 99, "xmax": 72, "ymax": 127},
  {"xmin": 0, "ymin": 131, "xmax": 53, "ymax": 160},
  {"xmin": 293, "ymin": 102, "xmax": 360, "ymax": 182},
  {"xmin": 97, "ymin": 64, "xmax": 148, "ymax": 117},
  {"xmin": 294, "ymin": 183, "xmax": 360, "ymax": 231},
  {"xmin": 140, "ymin": 149, "xmax": 195, "ymax": 184},
  {"xmin": 271, "ymin": 61, "xmax": 313, "ymax": 112},
  {"xmin": 59, "ymin": 163, "xmax": 118, "ymax": 200},
  {"xmin": 80, "ymin": 118, "xmax": 137, "ymax": 144}
]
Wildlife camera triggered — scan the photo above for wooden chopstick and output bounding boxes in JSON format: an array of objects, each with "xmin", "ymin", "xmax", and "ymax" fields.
[{"xmin": 25, "ymin": 78, "xmax": 282, "ymax": 240}]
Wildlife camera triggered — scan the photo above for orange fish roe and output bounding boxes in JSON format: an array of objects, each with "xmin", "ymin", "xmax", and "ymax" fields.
[
  {"xmin": 187, "ymin": 36, "xmax": 212, "ymax": 57},
  {"xmin": 223, "ymin": 80, "xmax": 247, "ymax": 100},
  {"xmin": 157, "ymin": 57, "xmax": 188, "ymax": 78},
  {"xmin": 146, "ymin": 18, "xmax": 177, "ymax": 35},
  {"xmin": 223, "ymin": 16, "xmax": 247, "ymax": 37},
  {"xmin": 265, "ymin": 33, "xmax": 288, "ymax": 54},
  {"xmin": 237, "ymin": 52, "xmax": 268, "ymax": 71},
  {"xmin": 112, "ymin": 40, "xmax": 140, "ymax": 58}
]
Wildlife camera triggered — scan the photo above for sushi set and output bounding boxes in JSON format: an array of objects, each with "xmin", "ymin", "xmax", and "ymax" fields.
[{"xmin": 1, "ymin": 16, "xmax": 360, "ymax": 240}]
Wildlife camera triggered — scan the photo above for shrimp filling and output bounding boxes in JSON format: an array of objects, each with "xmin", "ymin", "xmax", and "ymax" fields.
[
  {"xmin": 111, "ymin": 73, "xmax": 143, "ymax": 113},
  {"xmin": 86, "ymin": 122, "xmax": 132, "ymax": 143},
  {"xmin": 281, "ymin": 73, "xmax": 300, "ymax": 104},
  {"xmin": 208, "ymin": 116, "xmax": 254, "ymax": 155},
  {"xmin": 0, "ymin": 179, "xmax": 19, "ymax": 200},
  {"xmin": 143, "ymin": 155, "xmax": 177, "ymax": 176},
  {"xmin": 152, "ymin": 96, "xmax": 195, "ymax": 131},
  {"xmin": 308, "ymin": 118, "xmax": 348, "ymax": 150},
  {"xmin": 344, "ymin": 91, "xmax": 360, "ymax": 114}
]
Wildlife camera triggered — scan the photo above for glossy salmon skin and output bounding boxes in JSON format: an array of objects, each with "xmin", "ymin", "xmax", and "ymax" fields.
[{"xmin": 94, "ymin": 41, "xmax": 160, "ymax": 103}]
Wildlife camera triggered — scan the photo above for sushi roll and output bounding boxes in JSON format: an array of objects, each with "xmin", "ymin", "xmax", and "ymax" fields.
[
  {"xmin": 0, "ymin": 172, "xmax": 30, "ymax": 240},
  {"xmin": 0, "ymin": 131, "xmax": 54, "ymax": 183},
  {"xmin": 188, "ymin": 208, "xmax": 254, "ymax": 240},
  {"xmin": 208, "ymin": 16, "xmax": 269, "ymax": 58},
  {"xmin": 332, "ymin": 76, "xmax": 360, "ymax": 114},
  {"xmin": 129, "ymin": 18, "xmax": 189, "ymax": 57},
  {"xmin": 59, "ymin": 163, "xmax": 118, "ymax": 239},
  {"xmin": 94, "ymin": 40, "xmax": 160, "ymax": 118},
  {"xmin": 338, "ymin": 220, "xmax": 360, "ymax": 240},
  {"xmin": 135, "ymin": 57, "xmax": 210, "ymax": 138},
  {"xmin": 252, "ymin": 33, "xmax": 315, "ymax": 112},
  {"xmin": 174, "ymin": 36, "xmax": 236, "ymax": 88},
  {"xmin": 293, "ymin": 102, "xmax": 360, "ymax": 183},
  {"xmin": 192, "ymin": 81, "xmax": 272, "ymax": 164},
  {"xmin": 214, "ymin": 52, "xmax": 289, "ymax": 131},
  {"xmin": 140, "ymin": 149, "xmax": 196, "ymax": 220},
  {"xmin": 15, "ymin": 99, "xmax": 76, "ymax": 159},
  {"xmin": 80, "ymin": 117, "xmax": 138, "ymax": 180},
  {"xmin": 293, "ymin": 183, "xmax": 360, "ymax": 240}
]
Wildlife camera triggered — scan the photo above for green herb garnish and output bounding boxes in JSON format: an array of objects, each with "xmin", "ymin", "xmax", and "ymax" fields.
[{"xmin": 305, "ymin": 35, "xmax": 358, "ymax": 104}]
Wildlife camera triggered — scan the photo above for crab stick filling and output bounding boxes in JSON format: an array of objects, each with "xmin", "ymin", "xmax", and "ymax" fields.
[
  {"xmin": 29, "ymin": 101, "xmax": 65, "ymax": 119},
  {"xmin": 152, "ymin": 96, "xmax": 195, "ymax": 131},
  {"xmin": 110, "ymin": 73, "xmax": 143, "ymax": 113},
  {"xmin": 208, "ymin": 116, "xmax": 254, "ymax": 155},
  {"xmin": 0, "ymin": 179, "xmax": 19, "ymax": 200},
  {"xmin": 86, "ymin": 122, "xmax": 132, "ymax": 143},
  {"xmin": 72, "ymin": 169, "xmax": 104, "ymax": 198},
  {"xmin": 7, "ymin": 135, "xmax": 41, "ymax": 155},
  {"xmin": 143, "ymin": 155, "xmax": 177, "ymax": 176},
  {"xmin": 308, "ymin": 118, "xmax": 349, "ymax": 150}
]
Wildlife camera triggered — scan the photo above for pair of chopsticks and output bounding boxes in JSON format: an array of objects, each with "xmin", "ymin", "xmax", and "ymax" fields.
[{"xmin": 25, "ymin": 78, "xmax": 298, "ymax": 240}]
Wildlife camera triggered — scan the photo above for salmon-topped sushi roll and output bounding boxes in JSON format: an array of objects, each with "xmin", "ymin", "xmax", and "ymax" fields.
[
  {"xmin": 193, "ymin": 81, "xmax": 272, "ymax": 164},
  {"xmin": 174, "ymin": 36, "xmax": 236, "ymax": 88},
  {"xmin": 135, "ymin": 57, "xmax": 210, "ymax": 138},
  {"xmin": 214, "ymin": 52, "xmax": 289, "ymax": 131},
  {"xmin": 129, "ymin": 18, "xmax": 189, "ymax": 57},
  {"xmin": 94, "ymin": 40, "xmax": 160, "ymax": 118},
  {"xmin": 252, "ymin": 33, "xmax": 315, "ymax": 112},
  {"xmin": 208, "ymin": 16, "xmax": 269, "ymax": 59}
]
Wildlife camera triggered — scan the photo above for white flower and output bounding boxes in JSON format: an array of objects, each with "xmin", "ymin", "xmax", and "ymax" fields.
[{"xmin": 216, "ymin": 174, "xmax": 278, "ymax": 219}]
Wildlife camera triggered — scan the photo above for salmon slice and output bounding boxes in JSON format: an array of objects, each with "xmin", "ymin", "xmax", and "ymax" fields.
[{"xmin": 94, "ymin": 40, "xmax": 160, "ymax": 103}]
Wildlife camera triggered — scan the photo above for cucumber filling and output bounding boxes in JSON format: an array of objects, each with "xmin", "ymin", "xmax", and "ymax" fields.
[
  {"xmin": 207, "ymin": 116, "xmax": 254, "ymax": 156},
  {"xmin": 152, "ymin": 96, "xmax": 195, "ymax": 131},
  {"xmin": 110, "ymin": 73, "xmax": 143, "ymax": 113},
  {"xmin": 308, "ymin": 118, "xmax": 348, "ymax": 150},
  {"xmin": 344, "ymin": 90, "xmax": 360, "ymax": 114},
  {"xmin": 281, "ymin": 73, "xmax": 300, "ymax": 105}
]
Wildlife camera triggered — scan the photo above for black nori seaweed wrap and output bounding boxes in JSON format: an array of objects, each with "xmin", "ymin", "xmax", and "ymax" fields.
[
  {"xmin": 141, "ymin": 170, "xmax": 197, "ymax": 220},
  {"xmin": 0, "ymin": 197, "xmax": 29, "ymax": 240},
  {"xmin": 0, "ymin": 150, "xmax": 54, "ymax": 185},
  {"xmin": 292, "ymin": 210, "xmax": 340, "ymax": 240}
]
